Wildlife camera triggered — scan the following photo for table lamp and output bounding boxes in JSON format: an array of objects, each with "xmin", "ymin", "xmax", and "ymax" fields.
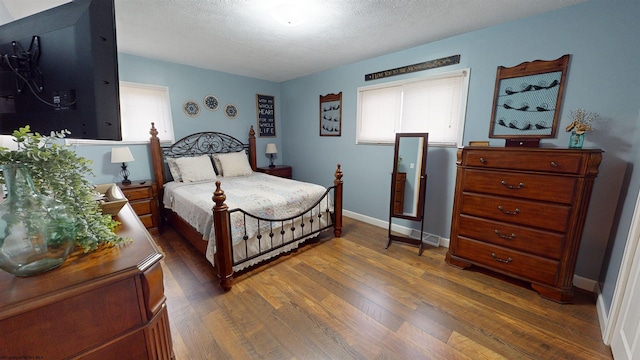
[
  {"xmin": 265, "ymin": 143, "xmax": 277, "ymax": 168},
  {"xmin": 111, "ymin": 147, "xmax": 135, "ymax": 184}
]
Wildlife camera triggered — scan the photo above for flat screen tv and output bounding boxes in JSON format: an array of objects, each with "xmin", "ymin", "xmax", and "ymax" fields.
[{"xmin": 0, "ymin": 0, "xmax": 122, "ymax": 140}]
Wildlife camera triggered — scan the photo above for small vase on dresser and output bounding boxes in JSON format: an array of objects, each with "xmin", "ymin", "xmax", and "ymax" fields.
[{"xmin": 445, "ymin": 146, "xmax": 602, "ymax": 303}]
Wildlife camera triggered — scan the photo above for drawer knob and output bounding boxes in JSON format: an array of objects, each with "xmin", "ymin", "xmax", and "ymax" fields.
[
  {"xmin": 479, "ymin": 157, "xmax": 487, "ymax": 164},
  {"xmin": 494, "ymin": 230, "xmax": 516, "ymax": 240},
  {"xmin": 550, "ymin": 161, "xmax": 558, "ymax": 167},
  {"xmin": 500, "ymin": 180, "xmax": 525, "ymax": 189},
  {"xmin": 497, "ymin": 205, "xmax": 520, "ymax": 215},
  {"xmin": 491, "ymin": 253, "xmax": 513, "ymax": 264}
]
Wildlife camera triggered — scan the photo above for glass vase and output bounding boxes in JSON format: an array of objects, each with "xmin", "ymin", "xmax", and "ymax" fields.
[
  {"xmin": 0, "ymin": 164, "xmax": 76, "ymax": 276},
  {"xmin": 569, "ymin": 131, "xmax": 585, "ymax": 149}
]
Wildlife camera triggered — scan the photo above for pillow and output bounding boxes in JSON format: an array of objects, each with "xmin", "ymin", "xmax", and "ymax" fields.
[
  {"xmin": 166, "ymin": 158, "xmax": 182, "ymax": 182},
  {"xmin": 217, "ymin": 151, "xmax": 253, "ymax": 177},
  {"xmin": 211, "ymin": 154, "xmax": 223, "ymax": 176},
  {"xmin": 175, "ymin": 155, "xmax": 217, "ymax": 182}
]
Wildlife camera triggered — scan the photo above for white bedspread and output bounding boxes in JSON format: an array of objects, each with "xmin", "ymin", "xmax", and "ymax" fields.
[{"xmin": 163, "ymin": 172, "xmax": 332, "ymax": 269}]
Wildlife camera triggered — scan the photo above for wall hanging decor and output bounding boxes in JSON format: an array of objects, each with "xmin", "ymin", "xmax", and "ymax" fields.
[
  {"xmin": 256, "ymin": 94, "xmax": 276, "ymax": 137},
  {"xmin": 224, "ymin": 104, "xmax": 238, "ymax": 119},
  {"xmin": 183, "ymin": 100, "xmax": 200, "ymax": 117},
  {"xmin": 319, "ymin": 92, "xmax": 342, "ymax": 136},
  {"xmin": 488, "ymin": 54, "xmax": 570, "ymax": 147},
  {"xmin": 203, "ymin": 95, "xmax": 219, "ymax": 111}
]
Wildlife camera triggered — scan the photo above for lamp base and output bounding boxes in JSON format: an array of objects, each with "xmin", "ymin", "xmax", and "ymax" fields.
[
  {"xmin": 269, "ymin": 164, "xmax": 275, "ymax": 168},
  {"xmin": 121, "ymin": 179, "xmax": 132, "ymax": 185}
]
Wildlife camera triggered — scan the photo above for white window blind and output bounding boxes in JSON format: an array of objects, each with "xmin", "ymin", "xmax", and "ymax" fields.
[
  {"xmin": 119, "ymin": 81, "xmax": 174, "ymax": 143},
  {"xmin": 356, "ymin": 68, "xmax": 470, "ymax": 145}
]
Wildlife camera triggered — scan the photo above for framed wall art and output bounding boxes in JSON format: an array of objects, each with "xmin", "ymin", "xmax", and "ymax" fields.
[
  {"xmin": 319, "ymin": 92, "xmax": 342, "ymax": 136},
  {"xmin": 488, "ymin": 54, "xmax": 570, "ymax": 147},
  {"xmin": 256, "ymin": 94, "xmax": 276, "ymax": 137}
]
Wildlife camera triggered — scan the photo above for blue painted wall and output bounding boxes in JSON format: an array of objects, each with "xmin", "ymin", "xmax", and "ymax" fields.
[{"xmin": 69, "ymin": 0, "xmax": 639, "ymax": 316}]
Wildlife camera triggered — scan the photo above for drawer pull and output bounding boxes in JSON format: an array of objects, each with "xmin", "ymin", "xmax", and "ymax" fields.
[
  {"xmin": 479, "ymin": 157, "xmax": 487, "ymax": 164},
  {"xmin": 500, "ymin": 180, "xmax": 525, "ymax": 189},
  {"xmin": 491, "ymin": 253, "xmax": 513, "ymax": 264},
  {"xmin": 497, "ymin": 205, "xmax": 520, "ymax": 215},
  {"xmin": 494, "ymin": 230, "xmax": 516, "ymax": 240},
  {"xmin": 550, "ymin": 161, "xmax": 558, "ymax": 167}
]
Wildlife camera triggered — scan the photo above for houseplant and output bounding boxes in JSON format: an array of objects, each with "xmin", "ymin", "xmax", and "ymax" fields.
[
  {"xmin": 0, "ymin": 126, "xmax": 125, "ymax": 253},
  {"xmin": 565, "ymin": 108, "xmax": 598, "ymax": 148}
]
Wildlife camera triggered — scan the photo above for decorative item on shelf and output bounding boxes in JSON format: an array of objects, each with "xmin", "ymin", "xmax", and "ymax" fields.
[
  {"xmin": 94, "ymin": 183, "xmax": 128, "ymax": 216},
  {"xmin": 265, "ymin": 143, "xmax": 277, "ymax": 168},
  {"xmin": 0, "ymin": 164, "xmax": 76, "ymax": 276},
  {"xmin": 111, "ymin": 147, "xmax": 135, "ymax": 184},
  {"xmin": 0, "ymin": 126, "xmax": 124, "ymax": 254},
  {"xmin": 183, "ymin": 100, "xmax": 200, "ymax": 117},
  {"xmin": 566, "ymin": 108, "xmax": 598, "ymax": 149}
]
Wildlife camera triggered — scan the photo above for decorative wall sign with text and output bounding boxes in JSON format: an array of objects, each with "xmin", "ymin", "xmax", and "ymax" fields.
[
  {"xmin": 256, "ymin": 94, "xmax": 276, "ymax": 137},
  {"xmin": 364, "ymin": 55, "xmax": 461, "ymax": 81},
  {"xmin": 319, "ymin": 92, "xmax": 342, "ymax": 137}
]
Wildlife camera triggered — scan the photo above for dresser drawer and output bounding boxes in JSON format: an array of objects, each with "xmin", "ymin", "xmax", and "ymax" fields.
[
  {"xmin": 463, "ymin": 169, "xmax": 576, "ymax": 204},
  {"xmin": 461, "ymin": 193, "xmax": 570, "ymax": 232},
  {"xmin": 139, "ymin": 214, "xmax": 154, "ymax": 229},
  {"xmin": 462, "ymin": 149, "xmax": 584, "ymax": 174},
  {"xmin": 123, "ymin": 186, "xmax": 154, "ymax": 201},
  {"xmin": 457, "ymin": 215, "xmax": 564, "ymax": 259},
  {"xmin": 131, "ymin": 199, "xmax": 152, "ymax": 216},
  {"xmin": 455, "ymin": 237, "xmax": 559, "ymax": 285}
]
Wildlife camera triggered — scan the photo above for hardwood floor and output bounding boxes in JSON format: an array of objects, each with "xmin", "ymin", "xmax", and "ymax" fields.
[{"xmin": 155, "ymin": 217, "xmax": 612, "ymax": 360}]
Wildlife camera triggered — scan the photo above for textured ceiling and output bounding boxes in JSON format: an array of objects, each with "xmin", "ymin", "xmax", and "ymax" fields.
[{"xmin": 2, "ymin": 0, "xmax": 584, "ymax": 83}]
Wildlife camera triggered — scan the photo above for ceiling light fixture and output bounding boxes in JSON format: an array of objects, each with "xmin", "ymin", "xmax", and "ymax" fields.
[{"xmin": 270, "ymin": 2, "xmax": 308, "ymax": 26}]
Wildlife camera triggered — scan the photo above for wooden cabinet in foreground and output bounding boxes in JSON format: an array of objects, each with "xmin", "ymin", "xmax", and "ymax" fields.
[
  {"xmin": 0, "ymin": 199, "xmax": 174, "ymax": 359},
  {"xmin": 446, "ymin": 146, "xmax": 602, "ymax": 303}
]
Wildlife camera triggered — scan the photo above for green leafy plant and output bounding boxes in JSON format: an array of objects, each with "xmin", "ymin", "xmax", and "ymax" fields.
[{"xmin": 0, "ymin": 126, "xmax": 125, "ymax": 252}]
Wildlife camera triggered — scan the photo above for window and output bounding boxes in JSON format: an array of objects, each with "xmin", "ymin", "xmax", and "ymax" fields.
[
  {"xmin": 67, "ymin": 81, "xmax": 174, "ymax": 145},
  {"xmin": 118, "ymin": 81, "xmax": 174, "ymax": 143},
  {"xmin": 356, "ymin": 68, "xmax": 470, "ymax": 146}
]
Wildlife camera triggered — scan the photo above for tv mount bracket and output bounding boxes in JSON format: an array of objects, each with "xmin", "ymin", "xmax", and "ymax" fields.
[{"xmin": 0, "ymin": 35, "xmax": 44, "ymax": 94}]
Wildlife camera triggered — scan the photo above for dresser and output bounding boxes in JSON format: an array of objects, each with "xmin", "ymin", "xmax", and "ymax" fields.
[
  {"xmin": 0, "ymin": 199, "xmax": 174, "ymax": 359},
  {"xmin": 256, "ymin": 165, "xmax": 292, "ymax": 179},
  {"xmin": 393, "ymin": 172, "xmax": 407, "ymax": 214},
  {"xmin": 445, "ymin": 146, "xmax": 602, "ymax": 303},
  {"xmin": 119, "ymin": 180, "xmax": 161, "ymax": 235}
]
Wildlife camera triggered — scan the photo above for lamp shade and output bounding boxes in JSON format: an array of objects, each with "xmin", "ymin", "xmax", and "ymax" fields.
[
  {"xmin": 265, "ymin": 143, "xmax": 278, "ymax": 154},
  {"xmin": 111, "ymin": 147, "xmax": 135, "ymax": 163}
]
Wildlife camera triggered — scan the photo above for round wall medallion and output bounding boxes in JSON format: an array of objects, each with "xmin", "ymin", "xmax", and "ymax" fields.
[
  {"xmin": 224, "ymin": 104, "xmax": 238, "ymax": 119},
  {"xmin": 203, "ymin": 95, "xmax": 219, "ymax": 111},
  {"xmin": 183, "ymin": 100, "xmax": 200, "ymax": 117}
]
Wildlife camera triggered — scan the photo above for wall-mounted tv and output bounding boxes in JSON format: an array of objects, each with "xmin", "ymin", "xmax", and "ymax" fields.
[{"xmin": 0, "ymin": 0, "xmax": 122, "ymax": 140}]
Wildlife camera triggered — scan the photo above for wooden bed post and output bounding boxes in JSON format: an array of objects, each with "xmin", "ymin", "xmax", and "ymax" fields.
[
  {"xmin": 150, "ymin": 123, "xmax": 165, "ymax": 230},
  {"xmin": 334, "ymin": 164, "xmax": 343, "ymax": 237},
  {"xmin": 249, "ymin": 126, "xmax": 257, "ymax": 171},
  {"xmin": 212, "ymin": 181, "xmax": 233, "ymax": 291}
]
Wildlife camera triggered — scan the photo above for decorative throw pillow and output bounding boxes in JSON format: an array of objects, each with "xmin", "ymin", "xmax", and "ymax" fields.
[
  {"xmin": 217, "ymin": 151, "xmax": 253, "ymax": 177},
  {"xmin": 175, "ymin": 155, "xmax": 217, "ymax": 182},
  {"xmin": 211, "ymin": 154, "xmax": 223, "ymax": 176},
  {"xmin": 167, "ymin": 158, "xmax": 182, "ymax": 182}
]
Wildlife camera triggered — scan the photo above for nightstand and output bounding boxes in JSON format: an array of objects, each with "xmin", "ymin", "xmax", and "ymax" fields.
[
  {"xmin": 256, "ymin": 165, "xmax": 292, "ymax": 179},
  {"xmin": 118, "ymin": 180, "xmax": 161, "ymax": 235}
]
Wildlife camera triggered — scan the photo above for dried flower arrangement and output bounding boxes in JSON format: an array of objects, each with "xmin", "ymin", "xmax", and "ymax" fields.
[{"xmin": 565, "ymin": 108, "xmax": 599, "ymax": 135}]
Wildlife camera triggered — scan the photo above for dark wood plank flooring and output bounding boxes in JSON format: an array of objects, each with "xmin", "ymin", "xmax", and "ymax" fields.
[{"xmin": 154, "ymin": 217, "xmax": 612, "ymax": 360}]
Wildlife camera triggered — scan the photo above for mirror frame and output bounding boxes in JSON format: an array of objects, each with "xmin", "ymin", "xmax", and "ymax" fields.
[{"xmin": 389, "ymin": 132, "xmax": 428, "ymax": 221}]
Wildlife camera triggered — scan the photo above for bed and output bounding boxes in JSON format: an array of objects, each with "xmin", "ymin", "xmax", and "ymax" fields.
[{"xmin": 149, "ymin": 123, "xmax": 343, "ymax": 290}]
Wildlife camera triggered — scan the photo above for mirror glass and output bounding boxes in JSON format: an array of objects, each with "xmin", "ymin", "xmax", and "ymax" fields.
[{"xmin": 391, "ymin": 133, "xmax": 428, "ymax": 220}]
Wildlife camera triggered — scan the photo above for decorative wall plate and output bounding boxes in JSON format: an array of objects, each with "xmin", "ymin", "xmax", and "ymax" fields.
[
  {"xmin": 183, "ymin": 100, "xmax": 200, "ymax": 117},
  {"xmin": 203, "ymin": 95, "xmax": 219, "ymax": 111},
  {"xmin": 224, "ymin": 104, "xmax": 238, "ymax": 119}
]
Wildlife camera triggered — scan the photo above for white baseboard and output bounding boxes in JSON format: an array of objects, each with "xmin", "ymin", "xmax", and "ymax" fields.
[
  {"xmin": 343, "ymin": 210, "xmax": 593, "ymax": 291},
  {"xmin": 595, "ymin": 283, "xmax": 611, "ymax": 343}
]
